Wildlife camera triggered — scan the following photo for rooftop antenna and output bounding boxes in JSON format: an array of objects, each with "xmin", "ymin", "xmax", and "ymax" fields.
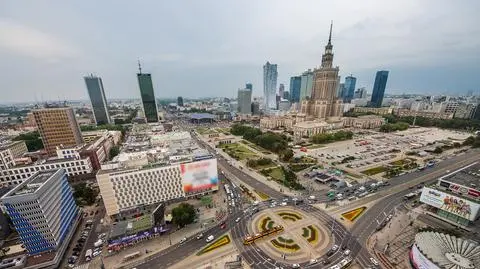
[{"xmin": 138, "ymin": 60, "xmax": 142, "ymax": 74}]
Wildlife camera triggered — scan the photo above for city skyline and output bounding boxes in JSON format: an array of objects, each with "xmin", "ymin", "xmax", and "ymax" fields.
[{"xmin": 1, "ymin": 0, "xmax": 479, "ymax": 103}]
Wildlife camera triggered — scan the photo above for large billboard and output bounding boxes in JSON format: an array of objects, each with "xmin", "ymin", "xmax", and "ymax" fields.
[
  {"xmin": 410, "ymin": 245, "xmax": 440, "ymax": 269},
  {"xmin": 180, "ymin": 159, "xmax": 219, "ymax": 193},
  {"xmin": 420, "ymin": 187, "xmax": 480, "ymax": 221}
]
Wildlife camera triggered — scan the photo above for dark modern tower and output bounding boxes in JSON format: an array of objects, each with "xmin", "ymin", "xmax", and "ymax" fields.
[
  {"xmin": 84, "ymin": 75, "xmax": 111, "ymax": 125},
  {"xmin": 177, "ymin": 96, "xmax": 184, "ymax": 107},
  {"xmin": 289, "ymin": 76, "xmax": 301, "ymax": 103},
  {"xmin": 137, "ymin": 62, "xmax": 158, "ymax": 122},
  {"xmin": 343, "ymin": 75, "xmax": 357, "ymax": 103},
  {"xmin": 370, "ymin": 70, "xmax": 389, "ymax": 108},
  {"xmin": 245, "ymin": 83, "xmax": 253, "ymax": 91}
]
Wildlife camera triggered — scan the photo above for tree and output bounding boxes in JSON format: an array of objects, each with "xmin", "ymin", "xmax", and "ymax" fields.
[
  {"xmin": 73, "ymin": 183, "xmax": 97, "ymax": 205},
  {"xmin": 12, "ymin": 131, "xmax": 43, "ymax": 151},
  {"xmin": 281, "ymin": 149, "xmax": 294, "ymax": 161},
  {"xmin": 172, "ymin": 203, "xmax": 196, "ymax": 227},
  {"xmin": 109, "ymin": 146, "xmax": 120, "ymax": 160}
]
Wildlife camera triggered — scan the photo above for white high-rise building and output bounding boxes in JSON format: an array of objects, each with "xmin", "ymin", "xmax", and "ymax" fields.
[
  {"xmin": 263, "ymin": 61, "xmax": 278, "ymax": 110},
  {"xmin": 237, "ymin": 88, "xmax": 252, "ymax": 114}
]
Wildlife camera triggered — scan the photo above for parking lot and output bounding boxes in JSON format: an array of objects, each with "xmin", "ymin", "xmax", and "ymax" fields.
[
  {"xmin": 62, "ymin": 199, "xmax": 107, "ymax": 268},
  {"xmin": 296, "ymin": 127, "xmax": 470, "ymax": 178}
]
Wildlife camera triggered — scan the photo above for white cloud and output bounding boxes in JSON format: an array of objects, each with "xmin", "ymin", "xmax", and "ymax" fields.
[{"xmin": 0, "ymin": 19, "xmax": 81, "ymax": 61}]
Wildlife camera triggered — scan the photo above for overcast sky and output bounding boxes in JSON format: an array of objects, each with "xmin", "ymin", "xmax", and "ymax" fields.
[{"xmin": 1, "ymin": 0, "xmax": 479, "ymax": 103}]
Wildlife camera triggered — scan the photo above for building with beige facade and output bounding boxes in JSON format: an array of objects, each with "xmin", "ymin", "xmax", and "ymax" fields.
[
  {"xmin": 394, "ymin": 108, "xmax": 454, "ymax": 119},
  {"xmin": 0, "ymin": 141, "xmax": 28, "ymax": 170},
  {"xmin": 353, "ymin": 106, "xmax": 394, "ymax": 115},
  {"xmin": 300, "ymin": 22, "xmax": 343, "ymax": 119},
  {"xmin": 343, "ymin": 115, "xmax": 385, "ymax": 129},
  {"xmin": 33, "ymin": 107, "xmax": 84, "ymax": 156},
  {"xmin": 260, "ymin": 117, "xmax": 296, "ymax": 131},
  {"xmin": 293, "ymin": 120, "xmax": 343, "ymax": 141}
]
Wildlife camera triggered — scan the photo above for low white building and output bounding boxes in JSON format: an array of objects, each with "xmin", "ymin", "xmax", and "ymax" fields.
[{"xmin": 0, "ymin": 157, "xmax": 93, "ymax": 187}]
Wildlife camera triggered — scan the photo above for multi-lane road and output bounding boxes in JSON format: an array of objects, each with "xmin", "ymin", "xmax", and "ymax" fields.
[{"xmin": 130, "ymin": 124, "xmax": 480, "ymax": 269}]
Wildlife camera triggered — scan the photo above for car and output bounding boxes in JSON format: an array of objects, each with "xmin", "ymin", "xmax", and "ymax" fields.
[
  {"xmin": 179, "ymin": 237, "xmax": 187, "ymax": 244},
  {"xmin": 235, "ymin": 217, "xmax": 241, "ymax": 223},
  {"xmin": 281, "ymin": 202, "xmax": 287, "ymax": 206},
  {"xmin": 220, "ymin": 222, "xmax": 226, "ymax": 229},
  {"xmin": 292, "ymin": 264, "xmax": 300, "ymax": 268},
  {"xmin": 370, "ymin": 257, "xmax": 379, "ymax": 266},
  {"xmin": 83, "ymin": 213, "xmax": 88, "ymax": 218},
  {"xmin": 326, "ymin": 249, "xmax": 335, "ymax": 257},
  {"xmin": 344, "ymin": 249, "xmax": 351, "ymax": 256},
  {"xmin": 90, "ymin": 211, "xmax": 94, "ymax": 216},
  {"xmin": 322, "ymin": 259, "xmax": 331, "ymax": 265},
  {"xmin": 93, "ymin": 250, "xmax": 102, "ymax": 257},
  {"xmin": 331, "ymin": 244, "xmax": 339, "ymax": 251},
  {"xmin": 309, "ymin": 258, "xmax": 318, "ymax": 264},
  {"xmin": 98, "ymin": 233, "xmax": 106, "ymax": 239},
  {"xmin": 206, "ymin": 235, "xmax": 214, "ymax": 243},
  {"xmin": 341, "ymin": 245, "xmax": 347, "ymax": 250}
]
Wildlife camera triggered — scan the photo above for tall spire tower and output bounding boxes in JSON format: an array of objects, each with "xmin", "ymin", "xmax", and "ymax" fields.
[{"xmin": 321, "ymin": 21, "xmax": 334, "ymax": 68}]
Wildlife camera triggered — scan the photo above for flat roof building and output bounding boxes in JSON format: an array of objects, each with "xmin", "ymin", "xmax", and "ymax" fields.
[
  {"xmin": 32, "ymin": 107, "xmax": 84, "ymax": 156},
  {"xmin": 1, "ymin": 169, "xmax": 79, "ymax": 255}
]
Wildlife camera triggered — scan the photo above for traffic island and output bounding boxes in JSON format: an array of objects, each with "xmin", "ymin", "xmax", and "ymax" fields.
[
  {"xmin": 270, "ymin": 236, "xmax": 301, "ymax": 253},
  {"xmin": 258, "ymin": 216, "xmax": 276, "ymax": 231},
  {"xmin": 341, "ymin": 206, "xmax": 367, "ymax": 222},
  {"xmin": 301, "ymin": 225, "xmax": 319, "ymax": 245},
  {"xmin": 197, "ymin": 234, "xmax": 231, "ymax": 256},
  {"xmin": 277, "ymin": 211, "xmax": 303, "ymax": 222}
]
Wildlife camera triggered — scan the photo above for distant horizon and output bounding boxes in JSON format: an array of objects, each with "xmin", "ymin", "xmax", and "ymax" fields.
[{"xmin": 1, "ymin": 1, "xmax": 478, "ymax": 103}]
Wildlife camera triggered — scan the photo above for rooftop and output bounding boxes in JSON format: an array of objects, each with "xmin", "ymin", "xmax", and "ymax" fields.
[
  {"xmin": 294, "ymin": 121, "xmax": 329, "ymax": 128},
  {"xmin": 442, "ymin": 164, "xmax": 480, "ymax": 191},
  {"xmin": 7, "ymin": 170, "xmax": 56, "ymax": 196},
  {"xmin": 190, "ymin": 113, "xmax": 215, "ymax": 120}
]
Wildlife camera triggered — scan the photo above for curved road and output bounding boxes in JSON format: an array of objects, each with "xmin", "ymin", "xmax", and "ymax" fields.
[{"xmin": 131, "ymin": 130, "xmax": 479, "ymax": 269}]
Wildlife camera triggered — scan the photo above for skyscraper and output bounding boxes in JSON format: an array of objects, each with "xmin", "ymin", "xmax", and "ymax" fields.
[
  {"xmin": 279, "ymin": 83, "xmax": 285, "ymax": 99},
  {"xmin": 1, "ymin": 169, "xmax": 79, "ymax": 255},
  {"xmin": 246, "ymin": 83, "xmax": 253, "ymax": 91},
  {"xmin": 84, "ymin": 75, "xmax": 111, "ymax": 125},
  {"xmin": 343, "ymin": 75, "xmax": 357, "ymax": 103},
  {"xmin": 177, "ymin": 96, "xmax": 184, "ymax": 107},
  {"xmin": 137, "ymin": 62, "xmax": 159, "ymax": 123},
  {"xmin": 33, "ymin": 106, "xmax": 84, "ymax": 156},
  {"xmin": 299, "ymin": 70, "xmax": 314, "ymax": 100},
  {"xmin": 370, "ymin": 70, "xmax": 389, "ymax": 108},
  {"xmin": 263, "ymin": 61, "xmax": 278, "ymax": 110},
  {"xmin": 237, "ymin": 88, "xmax": 252, "ymax": 114},
  {"xmin": 289, "ymin": 76, "xmax": 301, "ymax": 103},
  {"xmin": 300, "ymin": 22, "xmax": 343, "ymax": 119}
]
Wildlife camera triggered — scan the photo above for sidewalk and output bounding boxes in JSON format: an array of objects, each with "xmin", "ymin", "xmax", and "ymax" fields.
[
  {"xmin": 102, "ymin": 223, "xmax": 207, "ymax": 269},
  {"xmin": 170, "ymin": 243, "xmax": 249, "ymax": 269}
]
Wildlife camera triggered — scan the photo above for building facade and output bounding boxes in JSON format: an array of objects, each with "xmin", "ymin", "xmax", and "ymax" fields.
[
  {"xmin": 293, "ymin": 121, "xmax": 342, "ymax": 141},
  {"xmin": 137, "ymin": 71, "xmax": 158, "ymax": 123},
  {"xmin": 177, "ymin": 96, "xmax": 184, "ymax": 107},
  {"xmin": 343, "ymin": 115, "xmax": 385, "ymax": 129},
  {"xmin": 300, "ymin": 23, "xmax": 343, "ymax": 119},
  {"xmin": 299, "ymin": 70, "xmax": 314, "ymax": 101},
  {"xmin": 394, "ymin": 108, "xmax": 454, "ymax": 119},
  {"xmin": 343, "ymin": 75, "xmax": 357, "ymax": 103},
  {"xmin": 84, "ymin": 75, "xmax": 111, "ymax": 125},
  {"xmin": 354, "ymin": 87, "xmax": 367, "ymax": 99},
  {"xmin": 260, "ymin": 117, "xmax": 296, "ymax": 131},
  {"xmin": 0, "ymin": 157, "xmax": 93, "ymax": 187},
  {"xmin": 0, "ymin": 141, "xmax": 28, "ymax": 170},
  {"xmin": 1, "ymin": 169, "xmax": 79, "ymax": 255},
  {"xmin": 263, "ymin": 62, "xmax": 278, "ymax": 110},
  {"xmin": 237, "ymin": 88, "xmax": 252, "ymax": 114},
  {"xmin": 97, "ymin": 158, "xmax": 219, "ymax": 218},
  {"xmin": 279, "ymin": 83, "xmax": 285, "ymax": 100},
  {"xmin": 353, "ymin": 106, "xmax": 394, "ymax": 115},
  {"xmin": 370, "ymin": 70, "xmax": 389, "ymax": 107},
  {"xmin": 33, "ymin": 107, "xmax": 84, "ymax": 156}
]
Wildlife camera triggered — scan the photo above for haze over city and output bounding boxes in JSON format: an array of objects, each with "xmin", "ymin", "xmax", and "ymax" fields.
[{"xmin": 1, "ymin": 0, "xmax": 479, "ymax": 103}]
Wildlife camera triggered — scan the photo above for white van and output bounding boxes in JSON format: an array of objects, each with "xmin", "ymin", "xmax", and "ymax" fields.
[{"xmin": 206, "ymin": 235, "xmax": 214, "ymax": 243}]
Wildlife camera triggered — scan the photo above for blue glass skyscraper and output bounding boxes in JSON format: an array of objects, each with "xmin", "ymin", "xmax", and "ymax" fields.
[
  {"xmin": 289, "ymin": 76, "xmax": 301, "ymax": 103},
  {"xmin": 370, "ymin": 71, "xmax": 389, "ymax": 107},
  {"xmin": 343, "ymin": 75, "xmax": 357, "ymax": 103}
]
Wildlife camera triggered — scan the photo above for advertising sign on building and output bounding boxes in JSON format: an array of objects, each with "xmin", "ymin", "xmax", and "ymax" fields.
[
  {"xmin": 180, "ymin": 159, "xmax": 219, "ymax": 193},
  {"xmin": 420, "ymin": 187, "xmax": 480, "ymax": 221}
]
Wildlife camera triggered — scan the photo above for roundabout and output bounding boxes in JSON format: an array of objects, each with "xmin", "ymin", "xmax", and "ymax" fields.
[{"xmin": 230, "ymin": 201, "xmax": 362, "ymax": 268}]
